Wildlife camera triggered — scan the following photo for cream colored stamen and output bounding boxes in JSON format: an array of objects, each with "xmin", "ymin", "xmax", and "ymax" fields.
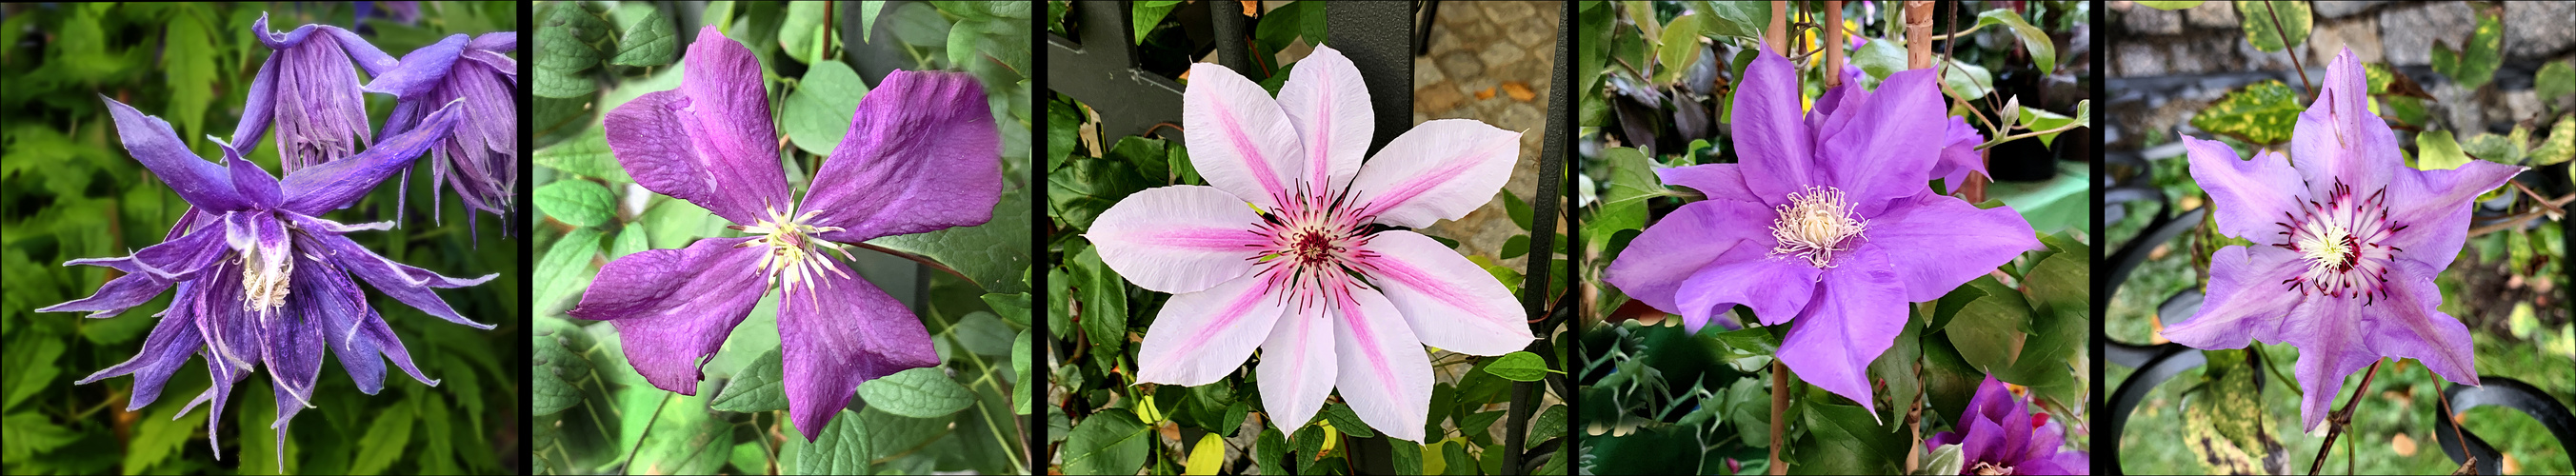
[{"xmin": 1769, "ymin": 186, "xmax": 1868, "ymax": 268}]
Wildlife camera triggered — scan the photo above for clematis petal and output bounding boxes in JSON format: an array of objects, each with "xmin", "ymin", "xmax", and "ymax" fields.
[
  {"xmin": 2367, "ymin": 261, "xmax": 2480, "ymax": 387},
  {"xmin": 255, "ymin": 19, "xmax": 380, "ymax": 171},
  {"xmin": 1347, "ymin": 120, "xmax": 1522, "ymax": 228},
  {"xmin": 180, "ymin": 332, "xmax": 254, "ymax": 461},
  {"xmin": 1965, "ymin": 374, "xmax": 2018, "ymax": 425},
  {"xmin": 1256, "ymin": 299, "xmax": 1337, "ymax": 433},
  {"xmin": 801, "ymin": 69, "xmax": 1001, "ymax": 243},
  {"xmin": 2383, "ymin": 158, "xmax": 2522, "ymax": 272},
  {"xmin": 364, "ymin": 34, "xmax": 467, "ymax": 98},
  {"xmin": 566, "ymin": 237, "xmax": 773, "ymax": 395},
  {"xmin": 1330, "ymin": 288, "xmax": 1434, "ymax": 443},
  {"xmin": 1861, "ymin": 192, "xmax": 2042, "ymax": 302},
  {"xmin": 2289, "ymin": 50, "xmax": 2402, "ymax": 196},
  {"xmin": 469, "ymin": 31, "xmax": 518, "ymax": 52},
  {"xmin": 102, "ymin": 95, "xmax": 245, "ymax": 210},
  {"xmin": 1352, "ymin": 230, "xmax": 1530, "ymax": 356},
  {"xmin": 2185, "ymin": 136, "xmax": 2308, "ymax": 238},
  {"xmin": 231, "ymin": 54, "xmax": 280, "ymax": 154},
  {"xmin": 1927, "ymin": 116, "xmax": 1988, "ymax": 188},
  {"xmin": 1136, "ymin": 271, "xmax": 1288, "ymax": 386},
  {"xmin": 1774, "ymin": 248, "xmax": 1906, "ymax": 417},
  {"xmin": 41, "ymin": 228, "xmax": 230, "ymax": 317},
  {"xmin": 2162, "ymin": 245, "xmax": 2308, "ymax": 349},
  {"xmin": 776, "ymin": 258, "xmax": 942, "ymax": 441},
  {"xmin": 296, "ymin": 251, "xmax": 438, "ymax": 393},
  {"xmin": 2283, "ymin": 294, "xmax": 2378, "ymax": 432},
  {"xmin": 1183, "ymin": 62, "xmax": 1308, "ymax": 209},
  {"xmin": 224, "ymin": 139, "xmax": 284, "ymax": 208},
  {"xmin": 1675, "ymin": 245, "xmax": 1820, "ymax": 331},
  {"xmin": 1954, "ymin": 399, "xmax": 2007, "ymax": 466},
  {"xmin": 1816, "ymin": 68, "xmax": 1944, "ymax": 211},
  {"xmin": 191, "ymin": 259, "xmax": 264, "ymax": 400},
  {"xmin": 1273, "ymin": 45, "xmax": 1371, "ymax": 200},
  {"xmin": 292, "ymin": 215, "xmax": 496, "ymax": 329},
  {"xmin": 1729, "ymin": 46, "xmax": 1818, "ymax": 207},
  {"xmin": 1603, "ymin": 199, "xmax": 1774, "ymax": 315},
  {"xmin": 261, "ymin": 257, "xmax": 329, "ymax": 407},
  {"xmin": 1655, "ymin": 164, "xmax": 1760, "ymax": 203},
  {"xmin": 74, "ymin": 282, "xmax": 205, "ymax": 411},
  {"xmin": 609, "ymin": 26, "xmax": 791, "ymax": 225},
  {"xmin": 1088, "ymin": 186, "xmax": 1270, "ymax": 293},
  {"xmin": 277, "ymin": 98, "xmax": 467, "ymax": 214}
]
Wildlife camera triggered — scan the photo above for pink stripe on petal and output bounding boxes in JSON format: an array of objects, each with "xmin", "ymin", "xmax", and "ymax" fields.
[
  {"xmin": 1330, "ymin": 287, "xmax": 1432, "ymax": 442},
  {"xmin": 1089, "ymin": 186, "xmax": 1269, "ymax": 293},
  {"xmin": 1275, "ymin": 45, "xmax": 1370, "ymax": 200},
  {"xmin": 1137, "ymin": 271, "xmax": 1289, "ymax": 387},
  {"xmin": 1257, "ymin": 298, "xmax": 1336, "ymax": 432},
  {"xmin": 1348, "ymin": 120, "xmax": 1521, "ymax": 228},
  {"xmin": 1354, "ymin": 231, "xmax": 1531, "ymax": 356},
  {"xmin": 1185, "ymin": 63, "xmax": 1307, "ymax": 208}
]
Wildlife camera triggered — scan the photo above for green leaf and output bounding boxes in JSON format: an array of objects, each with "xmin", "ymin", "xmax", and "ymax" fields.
[
  {"xmin": 1939, "ymin": 275, "xmax": 2030, "ymax": 372},
  {"xmin": 1256, "ymin": 426, "xmax": 1290, "ymax": 475},
  {"xmin": 1941, "ymin": 58, "xmax": 1994, "ymax": 101},
  {"xmin": 2134, "ymin": 1, "xmax": 2206, "ymax": 10},
  {"xmin": 536, "ymin": 3, "xmax": 607, "ymax": 98},
  {"xmin": 864, "ymin": 185, "xmax": 1033, "ymax": 293},
  {"xmin": 1652, "ymin": 13, "xmax": 1702, "ymax": 84},
  {"xmin": 1483, "ymin": 351, "xmax": 1549, "ymax": 382},
  {"xmin": 533, "ymin": 317, "xmax": 595, "ymax": 416},
  {"xmin": 1911, "ymin": 444, "xmax": 1967, "ymax": 475},
  {"xmin": 1867, "ymin": 309, "xmax": 1927, "ymax": 413},
  {"xmin": 641, "ymin": 197, "xmax": 729, "ymax": 250},
  {"xmin": 1013, "ymin": 328, "xmax": 1034, "ymax": 415},
  {"xmin": 533, "ymin": 123, "xmax": 633, "ymax": 183},
  {"xmin": 782, "ymin": 60, "xmax": 872, "ymax": 155},
  {"xmin": 1072, "ymin": 246, "xmax": 1128, "ymax": 354},
  {"xmin": 1528, "ymin": 404, "xmax": 1566, "ymax": 449},
  {"xmin": 883, "ymin": 1, "xmax": 950, "ymax": 47},
  {"xmin": 536, "ymin": 179, "xmax": 616, "ymax": 228},
  {"xmin": 857, "ymin": 367, "xmax": 975, "ymax": 418},
  {"xmin": 1323, "ymin": 403, "xmax": 1378, "ymax": 438},
  {"xmin": 2429, "ymin": 8, "xmax": 2504, "ymax": 90},
  {"xmin": 2538, "ymin": 61, "xmax": 2576, "ymax": 101},
  {"xmin": 1, "ymin": 335, "xmax": 64, "ymax": 410},
  {"xmin": 610, "ymin": 227, "xmax": 650, "ymax": 259},
  {"xmin": 1389, "ymin": 439, "xmax": 1424, "ymax": 475},
  {"xmin": 1850, "ymin": 36, "xmax": 1907, "ymax": 84},
  {"xmin": 1131, "ymin": 0, "xmax": 1182, "ymax": 44},
  {"xmin": 712, "ymin": 348, "xmax": 788, "ymax": 412},
  {"xmin": 795, "ymin": 408, "xmax": 871, "ymax": 475},
  {"xmin": 1107, "ymin": 136, "xmax": 1172, "ymax": 185},
  {"xmin": 611, "ymin": 5, "xmax": 678, "ymax": 67},
  {"xmin": 163, "ymin": 10, "xmax": 217, "ymax": 142},
  {"xmin": 780, "ymin": 1, "xmax": 833, "ymax": 65},
  {"xmin": 1, "ymin": 413, "xmax": 79, "ymax": 461},
  {"xmin": 535, "ymin": 228, "xmax": 604, "ymax": 315},
  {"xmin": 858, "ymin": 1, "xmax": 887, "ymax": 42},
  {"xmin": 1975, "ymin": 10, "xmax": 2057, "ymax": 75},
  {"xmin": 1047, "ymin": 99, "xmax": 1083, "ymax": 172},
  {"xmin": 1691, "ymin": 0, "xmax": 1771, "ymax": 40},
  {"xmin": 950, "ymin": 15, "xmax": 1033, "ymax": 84},
  {"xmin": 1065, "ymin": 408, "xmax": 1153, "ymax": 475},
  {"xmin": 348, "ymin": 400, "xmax": 416, "ymax": 475},
  {"xmin": 2190, "ymin": 80, "xmax": 2303, "ymax": 145},
  {"xmin": 2187, "ymin": 348, "xmax": 2278, "ymax": 472},
  {"xmin": 1787, "ymin": 402, "xmax": 1903, "ymax": 474},
  {"xmin": 2461, "ymin": 129, "xmax": 2529, "ymax": 165},
  {"xmin": 2416, "ymin": 129, "xmax": 2471, "ymax": 170},
  {"xmin": 631, "ymin": 384, "xmax": 731, "ymax": 475},
  {"xmin": 985, "ymin": 292, "xmax": 1034, "ymax": 327},
  {"xmin": 122, "ymin": 402, "xmax": 202, "ymax": 475},
  {"xmin": 1186, "ymin": 433, "xmax": 1226, "ymax": 474},
  {"xmin": 418, "ymin": 392, "xmax": 461, "ymax": 475},
  {"xmin": 2527, "ymin": 117, "xmax": 2574, "ymax": 166},
  {"xmin": 2235, "ymin": 1, "xmax": 2310, "ymax": 53},
  {"xmin": 2014, "ymin": 100, "xmax": 2090, "ymax": 149},
  {"xmin": 949, "ymin": 311, "xmax": 1015, "ymax": 357}
]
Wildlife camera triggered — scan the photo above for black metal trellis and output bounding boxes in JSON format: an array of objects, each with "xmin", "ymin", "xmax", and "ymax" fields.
[{"xmin": 1045, "ymin": 1, "xmax": 1572, "ymax": 474}]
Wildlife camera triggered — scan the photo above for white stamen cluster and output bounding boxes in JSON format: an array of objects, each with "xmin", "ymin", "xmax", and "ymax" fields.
[
  {"xmin": 1769, "ymin": 186, "xmax": 1868, "ymax": 268},
  {"xmin": 239, "ymin": 246, "xmax": 294, "ymax": 312},
  {"xmin": 738, "ymin": 206, "xmax": 856, "ymax": 293},
  {"xmin": 2274, "ymin": 180, "xmax": 2403, "ymax": 304}
]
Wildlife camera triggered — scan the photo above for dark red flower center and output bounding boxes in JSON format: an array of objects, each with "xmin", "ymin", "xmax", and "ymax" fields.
[{"xmin": 2273, "ymin": 180, "xmax": 2403, "ymax": 304}]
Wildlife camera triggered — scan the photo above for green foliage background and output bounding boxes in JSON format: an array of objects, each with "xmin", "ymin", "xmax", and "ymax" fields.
[
  {"xmin": 526, "ymin": 1, "xmax": 1032, "ymax": 474},
  {"xmin": 1, "ymin": 2, "xmax": 523, "ymax": 474}
]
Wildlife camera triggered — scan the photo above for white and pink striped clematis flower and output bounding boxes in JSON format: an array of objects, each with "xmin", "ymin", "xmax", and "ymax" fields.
[{"xmin": 1087, "ymin": 45, "xmax": 1533, "ymax": 442}]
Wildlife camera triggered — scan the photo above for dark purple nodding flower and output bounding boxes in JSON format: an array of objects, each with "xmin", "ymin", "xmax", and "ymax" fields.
[
  {"xmin": 232, "ymin": 12, "xmax": 402, "ymax": 173},
  {"xmin": 571, "ymin": 26, "xmax": 1000, "ymax": 441},
  {"xmin": 1606, "ymin": 44, "xmax": 2037, "ymax": 416},
  {"xmin": 42, "ymin": 96, "xmax": 489, "ymax": 468},
  {"xmin": 369, "ymin": 31, "xmax": 519, "ymax": 229},
  {"xmin": 1925, "ymin": 375, "xmax": 2089, "ymax": 475},
  {"xmin": 2162, "ymin": 49, "xmax": 2520, "ymax": 432}
]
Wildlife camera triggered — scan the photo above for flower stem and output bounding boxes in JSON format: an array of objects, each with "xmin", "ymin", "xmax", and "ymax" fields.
[
  {"xmin": 2306, "ymin": 359, "xmax": 2382, "ymax": 476},
  {"xmin": 618, "ymin": 392, "xmax": 674, "ymax": 475},
  {"xmin": 1823, "ymin": 1, "xmax": 1845, "ymax": 89},
  {"xmin": 2433, "ymin": 365, "xmax": 2479, "ymax": 472},
  {"xmin": 2264, "ymin": 1, "xmax": 2315, "ymax": 104},
  {"xmin": 1768, "ymin": 360, "xmax": 1790, "ymax": 475}
]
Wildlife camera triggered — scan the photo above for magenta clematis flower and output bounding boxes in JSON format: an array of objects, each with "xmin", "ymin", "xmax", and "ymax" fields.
[
  {"xmin": 231, "ymin": 12, "xmax": 402, "ymax": 173},
  {"xmin": 369, "ymin": 31, "xmax": 519, "ymax": 228},
  {"xmin": 2160, "ymin": 49, "xmax": 2521, "ymax": 432},
  {"xmin": 1926, "ymin": 375, "xmax": 2089, "ymax": 475},
  {"xmin": 1604, "ymin": 46, "xmax": 2037, "ymax": 415},
  {"xmin": 1088, "ymin": 44, "xmax": 1532, "ymax": 442},
  {"xmin": 569, "ymin": 26, "xmax": 999, "ymax": 440},
  {"xmin": 42, "ymin": 96, "xmax": 486, "ymax": 466}
]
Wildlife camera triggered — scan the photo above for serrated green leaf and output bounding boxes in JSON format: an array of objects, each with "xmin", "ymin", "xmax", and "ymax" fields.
[
  {"xmin": 857, "ymin": 367, "xmax": 974, "ymax": 418},
  {"xmin": 164, "ymin": 10, "xmax": 217, "ymax": 142},
  {"xmin": 536, "ymin": 179, "xmax": 616, "ymax": 227},
  {"xmin": 535, "ymin": 228, "xmax": 604, "ymax": 315},
  {"xmin": 782, "ymin": 60, "xmax": 871, "ymax": 155},
  {"xmin": 711, "ymin": 347, "xmax": 787, "ymax": 412},
  {"xmin": 533, "ymin": 318, "xmax": 594, "ymax": 416},
  {"xmin": 1, "ymin": 335, "xmax": 64, "ymax": 410},
  {"xmin": 2417, "ymin": 129, "xmax": 2471, "ymax": 170},
  {"xmin": 2190, "ymin": 80, "xmax": 2303, "ymax": 145},
  {"xmin": 2235, "ymin": 1, "xmax": 2309, "ymax": 53},
  {"xmin": 949, "ymin": 311, "xmax": 1014, "ymax": 356},
  {"xmin": 1, "ymin": 413, "xmax": 79, "ymax": 461},
  {"xmin": 121, "ymin": 402, "xmax": 201, "ymax": 475},
  {"xmin": 536, "ymin": 3, "xmax": 606, "ymax": 98},
  {"xmin": 348, "ymin": 401, "xmax": 414, "ymax": 475}
]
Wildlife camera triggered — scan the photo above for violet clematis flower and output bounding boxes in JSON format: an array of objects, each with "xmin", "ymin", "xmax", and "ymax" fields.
[
  {"xmin": 232, "ymin": 12, "xmax": 402, "ymax": 173},
  {"xmin": 42, "ymin": 96, "xmax": 488, "ymax": 466},
  {"xmin": 570, "ymin": 26, "xmax": 999, "ymax": 441},
  {"xmin": 2160, "ymin": 49, "xmax": 2520, "ymax": 432},
  {"xmin": 369, "ymin": 31, "xmax": 519, "ymax": 228},
  {"xmin": 1088, "ymin": 44, "xmax": 1533, "ymax": 442},
  {"xmin": 1925, "ymin": 375, "xmax": 2089, "ymax": 475},
  {"xmin": 1605, "ymin": 46, "xmax": 2037, "ymax": 416}
]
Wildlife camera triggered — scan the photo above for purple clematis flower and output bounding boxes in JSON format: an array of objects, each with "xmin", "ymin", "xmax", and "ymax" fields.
[
  {"xmin": 570, "ymin": 26, "xmax": 999, "ymax": 441},
  {"xmin": 231, "ymin": 12, "xmax": 402, "ymax": 173},
  {"xmin": 41, "ymin": 96, "xmax": 487, "ymax": 466},
  {"xmin": 2160, "ymin": 49, "xmax": 2521, "ymax": 432},
  {"xmin": 1925, "ymin": 375, "xmax": 2089, "ymax": 475},
  {"xmin": 1088, "ymin": 44, "xmax": 1533, "ymax": 442},
  {"xmin": 1605, "ymin": 45, "xmax": 2037, "ymax": 416},
  {"xmin": 369, "ymin": 31, "xmax": 519, "ymax": 228}
]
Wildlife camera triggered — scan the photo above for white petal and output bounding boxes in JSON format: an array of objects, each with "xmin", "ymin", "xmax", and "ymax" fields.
[
  {"xmin": 1274, "ymin": 45, "xmax": 1370, "ymax": 201},
  {"xmin": 1136, "ymin": 271, "xmax": 1289, "ymax": 387},
  {"xmin": 1331, "ymin": 288, "xmax": 1433, "ymax": 442},
  {"xmin": 1355, "ymin": 230, "xmax": 1531, "ymax": 356},
  {"xmin": 1348, "ymin": 120, "xmax": 1521, "ymax": 228},
  {"xmin": 1257, "ymin": 298, "xmax": 1335, "ymax": 433},
  {"xmin": 1184, "ymin": 62, "xmax": 1308, "ymax": 209},
  {"xmin": 1088, "ymin": 186, "xmax": 1269, "ymax": 293}
]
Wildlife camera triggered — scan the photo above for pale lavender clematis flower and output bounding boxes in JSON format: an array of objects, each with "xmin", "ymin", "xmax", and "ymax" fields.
[
  {"xmin": 1925, "ymin": 375, "xmax": 2089, "ymax": 475},
  {"xmin": 2161, "ymin": 49, "xmax": 2520, "ymax": 432},
  {"xmin": 232, "ymin": 12, "xmax": 403, "ymax": 173},
  {"xmin": 369, "ymin": 31, "xmax": 519, "ymax": 228},
  {"xmin": 570, "ymin": 26, "xmax": 998, "ymax": 441},
  {"xmin": 1605, "ymin": 46, "xmax": 2037, "ymax": 416},
  {"xmin": 42, "ymin": 96, "xmax": 488, "ymax": 467},
  {"xmin": 1088, "ymin": 44, "xmax": 1533, "ymax": 442}
]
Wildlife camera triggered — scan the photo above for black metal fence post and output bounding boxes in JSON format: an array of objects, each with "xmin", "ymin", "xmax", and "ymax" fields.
[
  {"xmin": 1323, "ymin": 1, "xmax": 1414, "ymax": 153},
  {"xmin": 1046, "ymin": 1, "xmax": 1188, "ymax": 141}
]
